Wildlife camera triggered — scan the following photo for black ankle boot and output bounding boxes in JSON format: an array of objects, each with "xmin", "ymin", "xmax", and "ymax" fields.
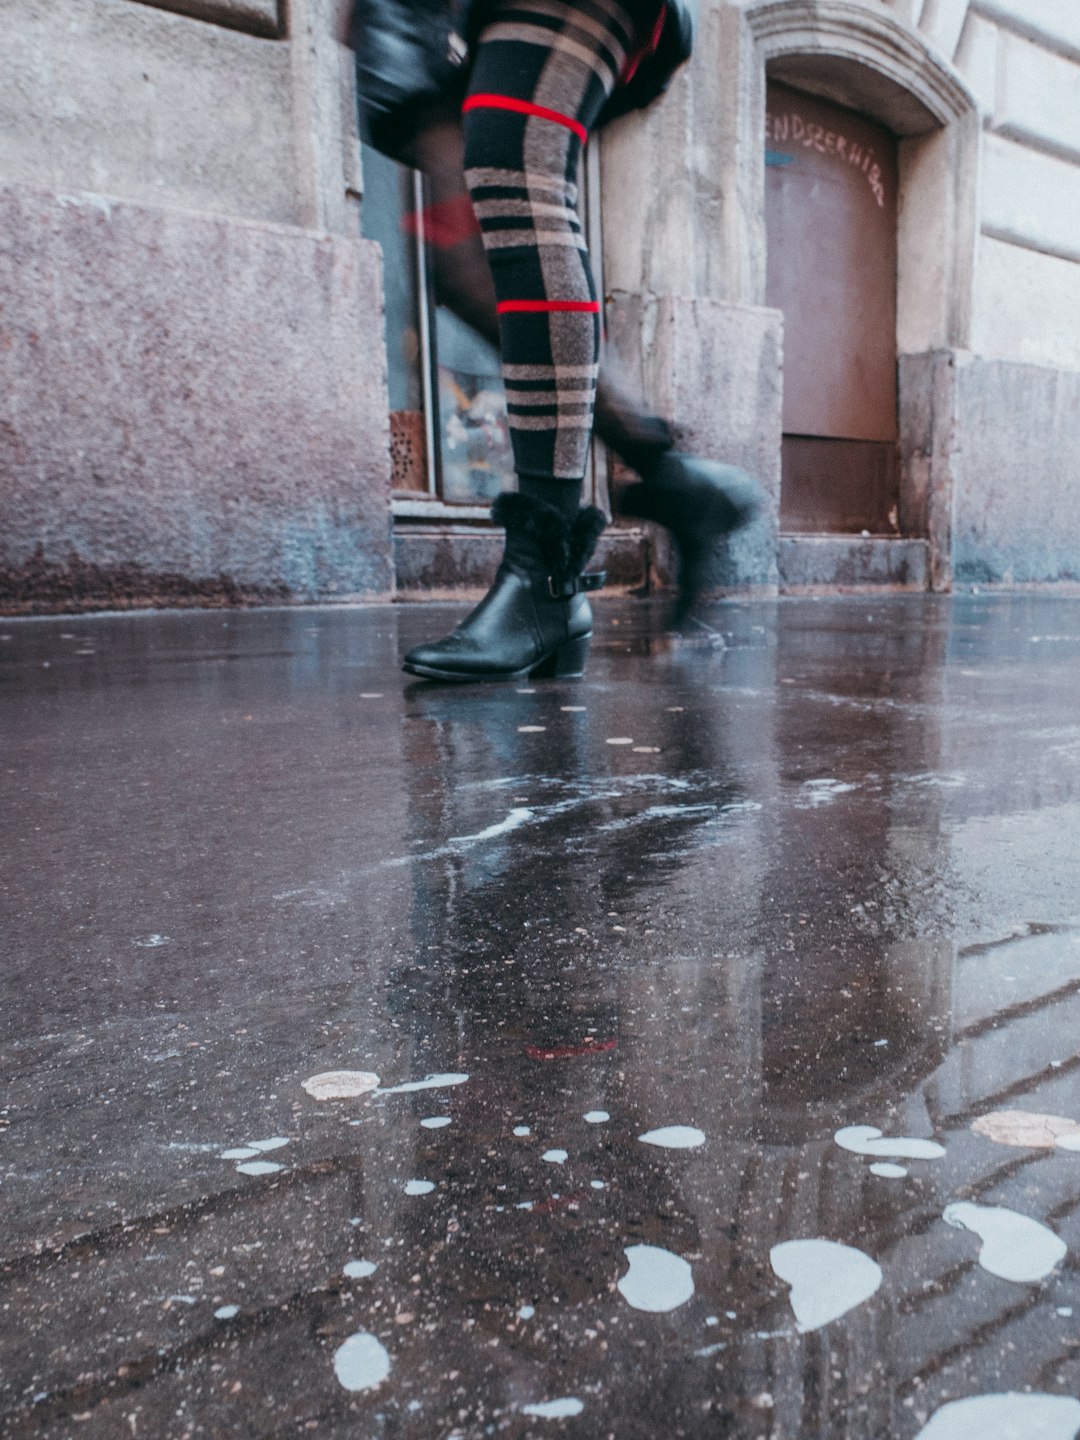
[
  {"xmin": 402, "ymin": 493, "xmax": 607, "ymax": 682},
  {"xmin": 619, "ymin": 453, "xmax": 763, "ymax": 627}
]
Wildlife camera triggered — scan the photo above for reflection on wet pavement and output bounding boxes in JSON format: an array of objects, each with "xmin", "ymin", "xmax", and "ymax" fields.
[{"xmin": 2, "ymin": 594, "xmax": 1080, "ymax": 1437}]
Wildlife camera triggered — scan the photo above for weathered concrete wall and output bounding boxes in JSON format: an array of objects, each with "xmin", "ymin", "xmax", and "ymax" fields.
[
  {"xmin": 953, "ymin": 0, "xmax": 1080, "ymax": 372},
  {"xmin": 0, "ymin": 186, "xmax": 393, "ymax": 610},
  {"xmin": 901, "ymin": 348, "xmax": 1080, "ymax": 588},
  {"xmin": 951, "ymin": 355, "xmax": 1080, "ymax": 585},
  {"xmin": 1, "ymin": 0, "xmax": 361, "ymax": 232},
  {"xmin": 3, "ymin": 0, "xmax": 298, "ymax": 224}
]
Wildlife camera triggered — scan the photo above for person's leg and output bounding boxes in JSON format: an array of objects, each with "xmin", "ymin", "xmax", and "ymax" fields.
[
  {"xmin": 403, "ymin": 0, "xmax": 762, "ymax": 669},
  {"xmin": 409, "ymin": 116, "xmax": 677, "ymax": 486},
  {"xmin": 460, "ymin": 0, "xmax": 628, "ymax": 518},
  {"xmin": 403, "ymin": 0, "xmax": 645, "ymax": 680}
]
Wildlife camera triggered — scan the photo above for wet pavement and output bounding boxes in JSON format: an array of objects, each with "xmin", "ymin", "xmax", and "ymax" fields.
[{"xmin": 3, "ymin": 594, "xmax": 1080, "ymax": 1438}]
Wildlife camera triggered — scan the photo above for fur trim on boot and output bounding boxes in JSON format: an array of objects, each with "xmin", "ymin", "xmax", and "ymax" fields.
[{"xmin": 491, "ymin": 492, "xmax": 607, "ymax": 584}]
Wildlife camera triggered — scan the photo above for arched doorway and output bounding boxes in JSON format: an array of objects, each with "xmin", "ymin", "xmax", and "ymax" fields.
[
  {"xmin": 742, "ymin": 0, "xmax": 980, "ymax": 588},
  {"xmin": 766, "ymin": 80, "xmax": 900, "ymax": 536}
]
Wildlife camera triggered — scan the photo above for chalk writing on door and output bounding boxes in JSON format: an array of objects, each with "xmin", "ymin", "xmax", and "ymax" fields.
[{"xmin": 766, "ymin": 111, "xmax": 886, "ymax": 208}]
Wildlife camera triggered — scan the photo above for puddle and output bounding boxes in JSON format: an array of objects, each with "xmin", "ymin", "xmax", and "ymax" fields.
[
  {"xmin": 404, "ymin": 1180, "xmax": 436, "ymax": 1196},
  {"xmin": 450, "ymin": 808, "xmax": 533, "ymax": 843},
  {"xmin": 584, "ymin": 1111, "xmax": 609, "ymax": 1124},
  {"xmin": 235, "ymin": 1160, "xmax": 283, "ymax": 1176},
  {"xmin": 770, "ymin": 1239, "xmax": 882, "ymax": 1332},
  {"xmin": 870, "ymin": 1163, "xmax": 908, "ymax": 1178},
  {"xmin": 835, "ymin": 1126, "xmax": 945, "ymax": 1160},
  {"xmin": 302, "ymin": 1071, "xmax": 380, "ymax": 1100},
  {"xmin": 333, "ymin": 1332, "xmax": 391, "ymax": 1392},
  {"xmin": 617, "ymin": 1244, "xmax": 695, "ymax": 1313},
  {"xmin": 214, "ymin": 1304, "xmax": 239, "ymax": 1320},
  {"xmin": 914, "ymin": 1393, "xmax": 1080, "ymax": 1439},
  {"xmin": 421, "ymin": 1117, "xmax": 452, "ymax": 1129},
  {"xmin": 542, "ymin": 1149, "xmax": 568, "ymax": 1164},
  {"xmin": 639, "ymin": 1126, "xmax": 705, "ymax": 1150},
  {"xmin": 795, "ymin": 779, "xmax": 858, "ymax": 808},
  {"xmin": 943, "ymin": 1202, "xmax": 1066, "ymax": 1282}
]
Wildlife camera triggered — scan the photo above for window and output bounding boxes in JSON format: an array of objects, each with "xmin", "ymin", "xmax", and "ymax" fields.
[{"xmin": 362, "ymin": 143, "xmax": 606, "ymax": 520}]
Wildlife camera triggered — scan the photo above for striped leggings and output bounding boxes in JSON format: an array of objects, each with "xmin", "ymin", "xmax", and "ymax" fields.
[{"xmin": 461, "ymin": 0, "xmax": 650, "ymax": 484}]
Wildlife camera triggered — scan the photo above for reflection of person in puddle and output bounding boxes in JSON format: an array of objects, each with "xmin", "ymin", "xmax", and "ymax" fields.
[
  {"xmin": 342, "ymin": 0, "xmax": 762, "ymax": 681},
  {"xmin": 345, "ymin": 690, "xmax": 760, "ymax": 1413}
]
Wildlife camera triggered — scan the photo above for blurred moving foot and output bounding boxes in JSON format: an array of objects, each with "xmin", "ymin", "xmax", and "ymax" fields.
[{"xmin": 619, "ymin": 453, "xmax": 763, "ymax": 628}]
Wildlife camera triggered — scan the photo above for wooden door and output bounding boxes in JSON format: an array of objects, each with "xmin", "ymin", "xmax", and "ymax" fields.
[{"xmin": 765, "ymin": 81, "xmax": 901, "ymax": 535}]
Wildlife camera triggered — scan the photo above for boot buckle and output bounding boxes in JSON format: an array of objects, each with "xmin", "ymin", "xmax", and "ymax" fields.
[{"xmin": 545, "ymin": 571, "xmax": 606, "ymax": 599}]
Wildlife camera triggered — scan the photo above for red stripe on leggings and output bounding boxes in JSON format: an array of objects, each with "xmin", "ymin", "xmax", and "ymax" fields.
[
  {"xmin": 463, "ymin": 93, "xmax": 588, "ymax": 142},
  {"xmin": 496, "ymin": 299, "xmax": 601, "ymax": 314}
]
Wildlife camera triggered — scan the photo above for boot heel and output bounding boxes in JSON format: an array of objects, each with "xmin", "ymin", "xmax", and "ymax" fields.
[{"xmin": 532, "ymin": 632, "xmax": 591, "ymax": 680}]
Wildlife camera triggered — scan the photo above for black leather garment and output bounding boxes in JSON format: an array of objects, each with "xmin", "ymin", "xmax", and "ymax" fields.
[
  {"xmin": 402, "ymin": 493, "xmax": 607, "ymax": 682},
  {"xmin": 345, "ymin": 0, "xmax": 695, "ymax": 165},
  {"xmin": 619, "ymin": 452, "xmax": 763, "ymax": 627}
]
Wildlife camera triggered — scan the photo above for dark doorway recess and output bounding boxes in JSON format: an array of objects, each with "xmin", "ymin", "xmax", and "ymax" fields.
[{"xmin": 766, "ymin": 80, "xmax": 900, "ymax": 536}]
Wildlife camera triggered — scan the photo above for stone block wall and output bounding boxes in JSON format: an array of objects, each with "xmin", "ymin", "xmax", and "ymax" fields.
[
  {"xmin": 0, "ymin": 0, "xmax": 393, "ymax": 611},
  {"xmin": 0, "ymin": 188, "xmax": 393, "ymax": 607}
]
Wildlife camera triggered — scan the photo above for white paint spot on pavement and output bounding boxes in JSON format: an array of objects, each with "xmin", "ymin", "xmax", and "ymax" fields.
[
  {"xmin": 517, "ymin": 1304, "xmax": 535, "ymax": 1320},
  {"xmin": 584, "ymin": 1111, "xmax": 609, "ymax": 1124},
  {"xmin": 770, "ymin": 1239, "xmax": 882, "ymax": 1332},
  {"xmin": 639, "ymin": 1126, "xmax": 705, "ymax": 1150},
  {"xmin": 617, "ymin": 1244, "xmax": 695, "ymax": 1313},
  {"xmin": 943, "ymin": 1202, "xmax": 1066, "ymax": 1282},
  {"xmin": 376, "ymin": 1073, "xmax": 469, "ymax": 1096},
  {"xmin": 870, "ymin": 1163, "xmax": 908, "ymax": 1178},
  {"xmin": 543, "ymin": 1149, "xmax": 568, "ymax": 1164},
  {"xmin": 404, "ymin": 1180, "xmax": 435, "ymax": 1195},
  {"xmin": 522, "ymin": 1398, "xmax": 584, "ymax": 1419},
  {"xmin": 835, "ymin": 1125, "xmax": 945, "ymax": 1160},
  {"xmin": 421, "ymin": 1116, "xmax": 451, "ymax": 1129},
  {"xmin": 214, "ymin": 1305, "xmax": 240, "ymax": 1320},
  {"xmin": 344, "ymin": 1260, "xmax": 377, "ymax": 1279},
  {"xmin": 513, "ymin": 1126, "xmax": 532, "ymax": 1137},
  {"xmin": 914, "ymin": 1393, "xmax": 1080, "ymax": 1440},
  {"xmin": 972, "ymin": 1111, "xmax": 1080, "ymax": 1150},
  {"xmin": 302, "ymin": 1071, "xmax": 380, "ymax": 1100},
  {"xmin": 333, "ymin": 1332, "xmax": 391, "ymax": 1392}
]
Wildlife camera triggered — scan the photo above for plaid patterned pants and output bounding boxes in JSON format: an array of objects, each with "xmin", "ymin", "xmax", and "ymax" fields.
[{"xmin": 463, "ymin": 0, "xmax": 645, "ymax": 482}]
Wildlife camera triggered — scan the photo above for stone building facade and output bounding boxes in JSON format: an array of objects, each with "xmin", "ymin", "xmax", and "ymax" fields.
[{"xmin": 1, "ymin": 0, "xmax": 1077, "ymax": 608}]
